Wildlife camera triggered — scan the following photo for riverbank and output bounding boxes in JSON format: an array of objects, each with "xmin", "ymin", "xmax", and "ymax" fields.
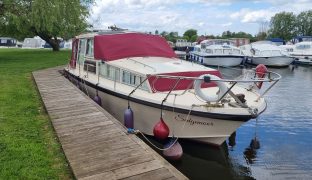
[{"xmin": 0, "ymin": 49, "xmax": 72, "ymax": 179}]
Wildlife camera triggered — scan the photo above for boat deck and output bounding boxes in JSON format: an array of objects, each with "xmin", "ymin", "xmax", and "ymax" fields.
[{"xmin": 32, "ymin": 66, "xmax": 187, "ymax": 180}]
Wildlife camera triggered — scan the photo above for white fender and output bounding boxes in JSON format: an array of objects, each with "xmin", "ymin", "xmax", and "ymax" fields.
[{"xmin": 194, "ymin": 74, "xmax": 228, "ymax": 102}]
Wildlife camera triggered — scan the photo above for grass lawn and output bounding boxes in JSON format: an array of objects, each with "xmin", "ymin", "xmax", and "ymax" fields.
[{"xmin": 0, "ymin": 48, "xmax": 73, "ymax": 179}]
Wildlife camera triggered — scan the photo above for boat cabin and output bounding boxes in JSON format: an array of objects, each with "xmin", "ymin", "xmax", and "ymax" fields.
[
  {"xmin": 198, "ymin": 39, "xmax": 243, "ymax": 55},
  {"xmin": 69, "ymin": 31, "xmax": 221, "ymax": 93}
]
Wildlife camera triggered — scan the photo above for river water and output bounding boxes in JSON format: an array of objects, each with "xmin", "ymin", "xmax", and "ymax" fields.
[{"xmin": 165, "ymin": 65, "xmax": 312, "ymax": 180}]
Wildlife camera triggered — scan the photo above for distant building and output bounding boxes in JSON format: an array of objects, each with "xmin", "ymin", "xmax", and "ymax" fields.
[
  {"xmin": 229, "ymin": 38, "xmax": 250, "ymax": 47},
  {"xmin": 0, "ymin": 37, "xmax": 17, "ymax": 47}
]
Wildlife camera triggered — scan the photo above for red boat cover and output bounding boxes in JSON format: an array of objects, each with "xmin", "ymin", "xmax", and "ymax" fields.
[
  {"xmin": 70, "ymin": 38, "xmax": 78, "ymax": 68},
  {"xmin": 148, "ymin": 70, "xmax": 222, "ymax": 92},
  {"xmin": 94, "ymin": 33, "xmax": 177, "ymax": 61}
]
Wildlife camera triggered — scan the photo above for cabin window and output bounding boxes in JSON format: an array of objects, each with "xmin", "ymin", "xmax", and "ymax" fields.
[
  {"xmin": 122, "ymin": 71, "xmax": 131, "ymax": 84},
  {"xmin": 100, "ymin": 63, "xmax": 120, "ymax": 81},
  {"xmin": 233, "ymin": 49, "xmax": 240, "ymax": 54},
  {"xmin": 78, "ymin": 39, "xmax": 86, "ymax": 65},
  {"xmin": 297, "ymin": 45, "xmax": 311, "ymax": 50},
  {"xmin": 205, "ymin": 49, "xmax": 212, "ymax": 54},
  {"xmin": 215, "ymin": 49, "xmax": 222, "ymax": 54},
  {"xmin": 139, "ymin": 77, "xmax": 149, "ymax": 90},
  {"xmin": 271, "ymin": 50, "xmax": 282, "ymax": 56},
  {"xmin": 122, "ymin": 70, "xmax": 148, "ymax": 90},
  {"xmin": 1, "ymin": 39, "xmax": 7, "ymax": 43},
  {"xmin": 86, "ymin": 39, "xmax": 94, "ymax": 56},
  {"xmin": 223, "ymin": 49, "xmax": 231, "ymax": 54}
]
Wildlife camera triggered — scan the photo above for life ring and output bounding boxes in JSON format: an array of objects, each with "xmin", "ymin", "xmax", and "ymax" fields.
[{"xmin": 194, "ymin": 74, "xmax": 228, "ymax": 102}]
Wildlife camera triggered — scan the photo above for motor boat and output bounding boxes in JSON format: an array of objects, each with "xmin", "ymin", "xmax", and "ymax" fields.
[
  {"xmin": 289, "ymin": 42, "xmax": 312, "ymax": 65},
  {"xmin": 65, "ymin": 30, "xmax": 281, "ymax": 146},
  {"xmin": 190, "ymin": 39, "xmax": 244, "ymax": 67},
  {"xmin": 175, "ymin": 39, "xmax": 194, "ymax": 51},
  {"xmin": 240, "ymin": 41, "xmax": 294, "ymax": 67}
]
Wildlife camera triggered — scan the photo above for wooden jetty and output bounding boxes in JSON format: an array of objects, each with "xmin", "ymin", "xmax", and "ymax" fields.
[{"xmin": 33, "ymin": 66, "xmax": 187, "ymax": 180}]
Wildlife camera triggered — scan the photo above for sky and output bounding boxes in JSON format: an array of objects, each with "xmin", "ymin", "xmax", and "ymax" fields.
[{"xmin": 88, "ymin": 0, "xmax": 312, "ymax": 36}]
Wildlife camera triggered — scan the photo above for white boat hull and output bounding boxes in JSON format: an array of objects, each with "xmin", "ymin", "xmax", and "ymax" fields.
[
  {"xmin": 292, "ymin": 55, "xmax": 312, "ymax": 65},
  {"xmin": 68, "ymin": 74, "xmax": 254, "ymax": 146},
  {"xmin": 249, "ymin": 56, "xmax": 294, "ymax": 67},
  {"xmin": 296, "ymin": 58, "xmax": 312, "ymax": 65},
  {"xmin": 191, "ymin": 54, "xmax": 243, "ymax": 67}
]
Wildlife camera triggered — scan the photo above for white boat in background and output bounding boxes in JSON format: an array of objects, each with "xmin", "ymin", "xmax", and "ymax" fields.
[
  {"xmin": 240, "ymin": 41, "xmax": 294, "ymax": 67},
  {"xmin": 290, "ymin": 42, "xmax": 312, "ymax": 65},
  {"xmin": 174, "ymin": 50, "xmax": 186, "ymax": 59},
  {"xmin": 175, "ymin": 39, "xmax": 194, "ymax": 51},
  {"xmin": 190, "ymin": 39, "xmax": 244, "ymax": 67},
  {"xmin": 22, "ymin": 36, "xmax": 45, "ymax": 48},
  {"xmin": 280, "ymin": 44, "xmax": 295, "ymax": 53},
  {"xmin": 65, "ymin": 30, "xmax": 281, "ymax": 146}
]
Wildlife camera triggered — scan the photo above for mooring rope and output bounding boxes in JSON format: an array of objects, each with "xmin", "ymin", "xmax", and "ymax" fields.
[{"xmin": 81, "ymin": 75, "xmax": 90, "ymax": 97}]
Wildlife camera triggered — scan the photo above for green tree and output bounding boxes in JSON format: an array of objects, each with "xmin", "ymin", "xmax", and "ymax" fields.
[
  {"xmin": 256, "ymin": 32, "xmax": 268, "ymax": 41},
  {"xmin": 161, "ymin": 31, "xmax": 179, "ymax": 43},
  {"xmin": 222, "ymin": 30, "xmax": 232, "ymax": 38},
  {"xmin": 0, "ymin": 0, "xmax": 91, "ymax": 51},
  {"xmin": 233, "ymin": 31, "xmax": 253, "ymax": 39},
  {"xmin": 155, "ymin": 30, "xmax": 159, "ymax": 35},
  {"xmin": 183, "ymin": 29, "xmax": 197, "ymax": 42},
  {"xmin": 182, "ymin": 36, "xmax": 189, "ymax": 41},
  {"xmin": 296, "ymin": 10, "xmax": 312, "ymax": 36},
  {"xmin": 160, "ymin": 31, "xmax": 168, "ymax": 37},
  {"xmin": 190, "ymin": 34, "xmax": 198, "ymax": 42},
  {"xmin": 268, "ymin": 12, "xmax": 296, "ymax": 41}
]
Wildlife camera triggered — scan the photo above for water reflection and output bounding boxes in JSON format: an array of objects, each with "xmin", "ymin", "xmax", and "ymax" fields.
[
  {"xmin": 141, "ymin": 65, "xmax": 312, "ymax": 179},
  {"xmin": 139, "ymin": 134, "xmax": 254, "ymax": 180},
  {"xmin": 173, "ymin": 140, "xmax": 255, "ymax": 180},
  {"xmin": 244, "ymin": 136, "xmax": 261, "ymax": 165}
]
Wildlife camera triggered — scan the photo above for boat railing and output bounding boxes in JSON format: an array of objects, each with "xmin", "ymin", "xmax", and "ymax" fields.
[
  {"xmin": 128, "ymin": 58, "xmax": 157, "ymax": 72},
  {"xmin": 148, "ymin": 70, "xmax": 281, "ymax": 83},
  {"xmin": 146, "ymin": 69, "xmax": 281, "ymax": 103}
]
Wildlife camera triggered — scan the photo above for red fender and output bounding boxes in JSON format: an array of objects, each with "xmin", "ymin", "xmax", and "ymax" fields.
[
  {"xmin": 153, "ymin": 118, "xmax": 170, "ymax": 140},
  {"xmin": 255, "ymin": 64, "xmax": 268, "ymax": 89}
]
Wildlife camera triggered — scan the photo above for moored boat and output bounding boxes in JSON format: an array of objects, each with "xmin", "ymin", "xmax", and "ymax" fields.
[
  {"xmin": 240, "ymin": 41, "xmax": 294, "ymax": 67},
  {"xmin": 65, "ymin": 30, "xmax": 281, "ymax": 146},
  {"xmin": 291, "ymin": 42, "xmax": 312, "ymax": 65},
  {"xmin": 190, "ymin": 39, "xmax": 244, "ymax": 67}
]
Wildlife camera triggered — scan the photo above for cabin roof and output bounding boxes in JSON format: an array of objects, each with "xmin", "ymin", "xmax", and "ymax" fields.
[
  {"xmin": 107, "ymin": 56, "xmax": 216, "ymax": 75},
  {"xmin": 93, "ymin": 33, "xmax": 177, "ymax": 61}
]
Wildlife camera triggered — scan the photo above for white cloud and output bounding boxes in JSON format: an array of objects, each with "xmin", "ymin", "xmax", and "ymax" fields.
[
  {"xmin": 198, "ymin": 22, "xmax": 205, "ymax": 27},
  {"xmin": 88, "ymin": 0, "xmax": 312, "ymax": 36},
  {"xmin": 230, "ymin": 9, "xmax": 275, "ymax": 23},
  {"xmin": 222, "ymin": 22, "xmax": 233, "ymax": 27}
]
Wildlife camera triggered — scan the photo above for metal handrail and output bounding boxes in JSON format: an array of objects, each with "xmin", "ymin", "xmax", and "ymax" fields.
[
  {"xmin": 146, "ymin": 70, "xmax": 282, "ymax": 103},
  {"xmin": 128, "ymin": 58, "xmax": 157, "ymax": 72},
  {"xmin": 147, "ymin": 70, "xmax": 281, "ymax": 83}
]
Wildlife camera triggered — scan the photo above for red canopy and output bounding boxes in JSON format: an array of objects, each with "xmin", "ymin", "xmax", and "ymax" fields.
[
  {"xmin": 148, "ymin": 70, "xmax": 222, "ymax": 92},
  {"xmin": 94, "ymin": 33, "xmax": 177, "ymax": 61}
]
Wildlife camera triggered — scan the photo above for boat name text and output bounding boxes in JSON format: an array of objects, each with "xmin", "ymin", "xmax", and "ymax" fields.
[{"xmin": 175, "ymin": 114, "xmax": 213, "ymax": 126}]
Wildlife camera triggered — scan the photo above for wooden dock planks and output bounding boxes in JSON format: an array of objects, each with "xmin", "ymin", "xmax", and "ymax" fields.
[{"xmin": 33, "ymin": 67, "xmax": 187, "ymax": 180}]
